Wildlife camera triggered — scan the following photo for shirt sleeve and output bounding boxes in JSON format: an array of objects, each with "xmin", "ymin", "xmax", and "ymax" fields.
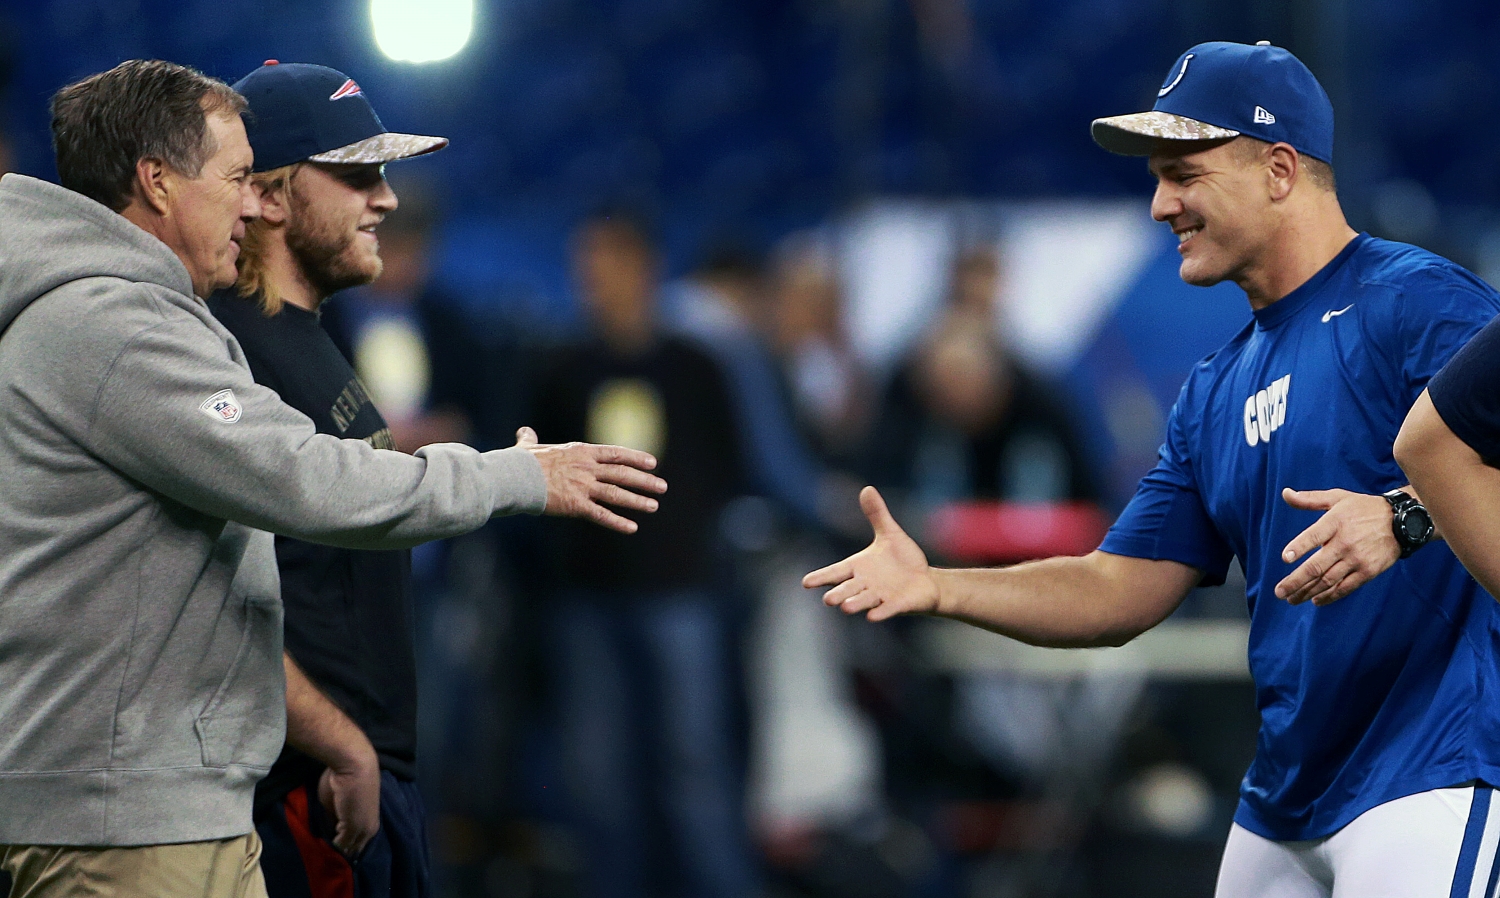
[
  {"xmin": 1099, "ymin": 387, "xmax": 1235, "ymax": 586},
  {"xmin": 82, "ymin": 312, "xmax": 546, "ymax": 549},
  {"xmin": 1399, "ymin": 267, "xmax": 1500, "ymax": 393},
  {"xmin": 1428, "ymin": 313, "xmax": 1500, "ymax": 461}
]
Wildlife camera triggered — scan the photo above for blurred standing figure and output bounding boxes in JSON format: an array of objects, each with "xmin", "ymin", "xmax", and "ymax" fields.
[
  {"xmin": 864, "ymin": 244, "xmax": 1099, "ymax": 510},
  {"xmin": 665, "ymin": 241, "xmax": 837, "ymax": 529},
  {"xmin": 531, "ymin": 211, "xmax": 759, "ymax": 898},
  {"xmin": 862, "ymin": 244, "xmax": 1120, "ymax": 804},
  {"xmin": 767, "ymin": 231, "xmax": 872, "ymax": 467}
]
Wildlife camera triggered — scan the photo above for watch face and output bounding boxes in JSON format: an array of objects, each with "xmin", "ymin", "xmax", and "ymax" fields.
[{"xmin": 1400, "ymin": 510, "xmax": 1434, "ymax": 543}]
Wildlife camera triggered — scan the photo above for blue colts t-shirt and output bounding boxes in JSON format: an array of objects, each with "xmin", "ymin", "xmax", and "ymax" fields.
[{"xmin": 1102, "ymin": 234, "xmax": 1500, "ymax": 841}]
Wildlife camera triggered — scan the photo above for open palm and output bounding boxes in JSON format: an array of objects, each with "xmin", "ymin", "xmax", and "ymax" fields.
[{"xmin": 802, "ymin": 486, "xmax": 940, "ymax": 621}]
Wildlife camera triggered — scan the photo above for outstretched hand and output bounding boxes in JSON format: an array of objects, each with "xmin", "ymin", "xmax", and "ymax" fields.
[
  {"xmin": 1274, "ymin": 488, "xmax": 1400, "ymax": 606},
  {"xmin": 802, "ymin": 486, "xmax": 939, "ymax": 621},
  {"xmin": 515, "ymin": 427, "xmax": 668, "ymax": 534}
]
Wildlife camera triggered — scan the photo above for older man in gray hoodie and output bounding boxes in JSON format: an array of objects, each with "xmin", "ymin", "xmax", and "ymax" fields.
[{"xmin": 0, "ymin": 60, "xmax": 665, "ymax": 898}]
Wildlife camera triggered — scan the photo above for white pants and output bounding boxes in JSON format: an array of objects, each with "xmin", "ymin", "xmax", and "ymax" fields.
[{"xmin": 1216, "ymin": 784, "xmax": 1500, "ymax": 898}]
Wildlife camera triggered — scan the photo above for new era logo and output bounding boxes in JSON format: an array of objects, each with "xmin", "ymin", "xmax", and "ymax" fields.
[
  {"xmin": 1254, "ymin": 106, "xmax": 1276, "ymax": 125},
  {"xmin": 329, "ymin": 79, "xmax": 364, "ymax": 101}
]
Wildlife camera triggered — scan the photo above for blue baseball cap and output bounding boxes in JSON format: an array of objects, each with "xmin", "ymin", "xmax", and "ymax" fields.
[
  {"xmin": 1091, "ymin": 41, "xmax": 1334, "ymax": 164},
  {"xmin": 232, "ymin": 60, "xmax": 447, "ymax": 173}
]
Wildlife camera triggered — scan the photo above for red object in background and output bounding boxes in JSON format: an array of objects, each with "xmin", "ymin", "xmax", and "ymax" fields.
[{"xmin": 926, "ymin": 501, "xmax": 1111, "ymax": 565}]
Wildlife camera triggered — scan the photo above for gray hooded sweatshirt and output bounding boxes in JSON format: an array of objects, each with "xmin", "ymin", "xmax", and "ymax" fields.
[{"xmin": 0, "ymin": 174, "xmax": 547, "ymax": 845}]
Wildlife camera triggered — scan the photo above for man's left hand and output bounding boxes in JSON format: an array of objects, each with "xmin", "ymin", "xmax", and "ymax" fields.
[{"xmin": 1274, "ymin": 488, "xmax": 1400, "ymax": 606}]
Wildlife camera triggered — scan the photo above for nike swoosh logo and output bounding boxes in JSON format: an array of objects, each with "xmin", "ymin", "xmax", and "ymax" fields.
[{"xmin": 1321, "ymin": 305, "xmax": 1354, "ymax": 323}]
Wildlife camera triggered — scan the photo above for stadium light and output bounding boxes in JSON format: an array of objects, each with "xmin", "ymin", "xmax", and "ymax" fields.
[{"xmin": 371, "ymin": 0, "xmax": 474, "ymax": 64}]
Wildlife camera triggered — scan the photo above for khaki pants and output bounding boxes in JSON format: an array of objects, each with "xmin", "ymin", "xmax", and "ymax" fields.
[{"xmin": 0, "ymin": 832, "xmax": 267, "ymax": 898}]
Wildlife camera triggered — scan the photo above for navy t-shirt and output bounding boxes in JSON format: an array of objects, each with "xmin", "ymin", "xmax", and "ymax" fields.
[
  {"xmin": 1100, "ymin": 234, "xmax": 1500, "ymax": 841},
  {"xmin": 1429, "ymin": 313, "xmax": 1500, "ymax": 460},
  {"xmin": 208, "ymin": 291, "xmax": 418, "ymax": 806}
]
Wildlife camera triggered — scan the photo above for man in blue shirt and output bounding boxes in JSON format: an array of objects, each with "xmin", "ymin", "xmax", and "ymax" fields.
[{"xmin": 806, "ymin": 42, "xmax": 1500, "ymax": 896}]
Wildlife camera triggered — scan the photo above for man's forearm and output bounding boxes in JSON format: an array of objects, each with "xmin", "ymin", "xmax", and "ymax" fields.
[
  {"xmin": 1424, "ymin": 466, "xmax": 1500, "ymax": 596},
  {"xmin": 1398, "ymin": 393, "xmax": 1500, "ymax": 596},
  {"xmin": 283, "ymin": 653, "xmax": 377, "ymax": 773},
  {"xmin": 932, "ymin": 551, "xmax": 1200, "ymax": 649}
]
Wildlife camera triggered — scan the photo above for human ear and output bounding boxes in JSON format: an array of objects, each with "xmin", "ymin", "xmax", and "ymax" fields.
[
  {"xmin": 132, "ymin": 157, "xmax": 171, "ymax": 216},
  {"xmin": 1266, "ymin": 143, "xmax": 1298, "ymax": 201},
  {"xmin": 254, "ymin": 179, "xmax": 290, "ymax": 226}
]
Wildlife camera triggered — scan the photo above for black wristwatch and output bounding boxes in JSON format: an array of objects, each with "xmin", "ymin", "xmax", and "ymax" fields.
[{"xmin": 1383, "ymin": 489, "xmax": 1434, "ymax": 559}]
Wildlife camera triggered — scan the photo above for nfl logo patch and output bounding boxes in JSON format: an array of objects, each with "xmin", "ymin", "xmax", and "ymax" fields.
[{"xmin": 200, "ymin": 389, "xmax": 243, "ymax": 424}]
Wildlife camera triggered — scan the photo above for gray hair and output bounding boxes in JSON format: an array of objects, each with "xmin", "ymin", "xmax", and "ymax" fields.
[{"xmin": 50, "ymin": 59, "xmax": 247, "ymax": 212}]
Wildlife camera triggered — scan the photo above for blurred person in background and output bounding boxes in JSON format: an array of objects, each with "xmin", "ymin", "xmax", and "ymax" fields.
[
  {"xmin": 206, "ymin": 62, "xmax": 665, "ymax": 898},
  {"xmin": 766, "ymin": 230, "xmax": 873, "ymax": 469},
  {"xmin": 809, "ymin": 41, "xmax": 1500, "ymax": 897},
  {"xmin": 860, "ymin": 242, "xmax": 1122, "ymax": 886},
  {"xmin": 736, "ymin": 230, "xmax": 899, "ymax": 891},
  {"xmin": 530, "ymin": 209, "xmax": 759, "ymax": 898},
  {"xmin": 666, "ymin": 236, "xmax": 901, "ymax": 888},
  {"xmin": 863, "ymin": 243, "xmax": 1099, "ymax": 511},
  {"xmin": 665, "ymin": 238, "xmax": 858, "ymax": 535}
]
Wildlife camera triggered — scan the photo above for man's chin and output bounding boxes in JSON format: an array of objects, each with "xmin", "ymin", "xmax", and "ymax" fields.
[
  {"xmin": 211, "ymin": 268, "xmax": 240, "ymax": 294},
  {"xmin": 311, "ymin": 261, "xmax": 382, "ymax": 296},
  {"xmin": 1178, "ymin": 260, "xmax": 1227, "ymax": 288}
]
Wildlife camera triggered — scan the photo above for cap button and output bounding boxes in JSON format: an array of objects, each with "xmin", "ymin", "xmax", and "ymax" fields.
[
  {"xmin": 1255, "ymin": 41, "xmax": 1271, "ymax": 46},
  {"xmin": 264, "ymin": 59, "xmax": 279, "ymax": 65}
]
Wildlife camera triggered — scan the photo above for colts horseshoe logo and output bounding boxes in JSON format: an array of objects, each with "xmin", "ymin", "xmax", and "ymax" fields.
[{"xmin": 1158, "ymin": 54, "xmax": 1195, "ymax": 97}]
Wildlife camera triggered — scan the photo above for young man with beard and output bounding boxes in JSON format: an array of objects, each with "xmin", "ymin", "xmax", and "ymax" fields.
[
  {"xmin": 205, "ymin": 61, "xmax": 572, "ymax": 897},
  {"xmin": 807, "ymin": 42, "xmax": 1500, "ymax": 896}
]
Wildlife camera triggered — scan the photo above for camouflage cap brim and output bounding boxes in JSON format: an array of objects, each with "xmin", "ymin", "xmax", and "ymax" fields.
[
  {"xmin": 1090, "ymin": 111, "xmax": 1241, "ymax": 156},
  {"xmin": 308, "ymin": 132, "xmax": 449, "ymax": 165}
]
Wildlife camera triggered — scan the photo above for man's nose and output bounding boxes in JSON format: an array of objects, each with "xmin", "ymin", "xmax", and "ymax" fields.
[
  {"xmin": 371, "ymin": 178, "xmax": 397, "ymax": 213},
  {"xmin": 1150, "ymin": 181, "xmax": 1180, "ymax": 223}
]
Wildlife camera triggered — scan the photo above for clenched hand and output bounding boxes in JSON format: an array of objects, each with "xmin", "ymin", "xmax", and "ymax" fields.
[{"xmin": 515, "ymin": 427, "xmax": 668, "ymax": 534}]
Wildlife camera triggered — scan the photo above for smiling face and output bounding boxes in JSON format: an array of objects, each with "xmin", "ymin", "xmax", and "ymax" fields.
[
  {"xmin": 285, "ymin": 162, "xmax": 397, "ymax": 298},
  {"xmin": 1148, "ymin": 138, "xmax": 1276, "ymax": 289},
  {"xmin": 163, "ymin": 110, "xmax": 258, "ymax": 297}
]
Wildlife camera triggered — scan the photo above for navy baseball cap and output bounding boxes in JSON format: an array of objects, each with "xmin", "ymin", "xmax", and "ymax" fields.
[
  {"xmin": 232, "ymin": 61, "xmax": 447, "ymax": 173},
  {"xmin": 1091, "ymin": 41, "xmax": 1334, "ymax": 164}
]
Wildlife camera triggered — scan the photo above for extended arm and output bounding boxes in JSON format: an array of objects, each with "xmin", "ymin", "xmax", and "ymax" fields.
[
  {"xmin": 83, "ymin": 318, "xmax": 665, "ymax": 548},
  {"xmin": 1396, "ymin": 389, "xmax": 1500, "ymax": 597},
  {"xmin": 284, "ymin": 653, "xmax": 381, "ymax": 855},
  {"xmin": 803, "ymin": 487, "xmax": 1200, "ymax": 648}
]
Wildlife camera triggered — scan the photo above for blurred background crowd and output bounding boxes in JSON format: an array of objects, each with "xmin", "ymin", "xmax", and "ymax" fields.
[{"xmin": 5, "ymin": 0, "xmax": 1500, "ymax": 895}]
